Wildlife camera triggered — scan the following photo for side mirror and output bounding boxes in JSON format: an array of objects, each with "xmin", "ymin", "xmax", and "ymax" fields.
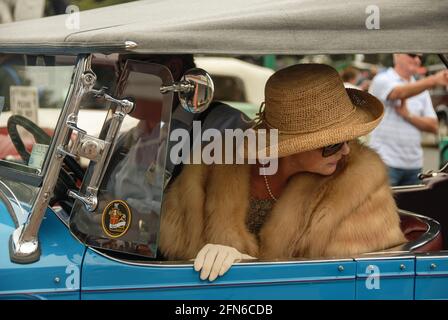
[{"xmin": 160, "ymin": 68, "xmax": 214, "ymax": 113}]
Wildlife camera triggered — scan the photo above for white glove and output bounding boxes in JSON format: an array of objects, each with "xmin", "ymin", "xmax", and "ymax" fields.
[{"xmin": 194, "ymin": 244, "xmax": 255, "ymax": 281}]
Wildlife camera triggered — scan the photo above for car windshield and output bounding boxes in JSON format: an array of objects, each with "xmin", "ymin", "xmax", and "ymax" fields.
[
  {"xmin": 69, "ymin": 61, "xmax": 171, "ymax": 259},
  {"xmin": 0, "ymin": 54, "xmax": 75, "ymax": 213},
  {"xmin": 0, "ymin": 54, "xmax": 75, "ymax": 174}
]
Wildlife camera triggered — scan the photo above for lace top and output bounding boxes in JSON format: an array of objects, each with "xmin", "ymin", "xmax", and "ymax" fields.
[{"xmin": 246, "ymin": 197, "xmax": 276, "ymax": 238}]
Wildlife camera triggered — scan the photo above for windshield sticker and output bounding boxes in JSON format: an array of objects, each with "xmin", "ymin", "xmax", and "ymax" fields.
[
  {"xmin": 28, "ymin": 143, "xmax": 49, "ymax": 170},
  {"xmin": 10, "ymin": 86, "xmax": 39, "ymax": 123},
  {"xmin": 101, "ymin": 200, "xmax": 132, "ymax": 238}
]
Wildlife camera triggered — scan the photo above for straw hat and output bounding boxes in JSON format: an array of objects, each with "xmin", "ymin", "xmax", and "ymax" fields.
[{"xmin": 248, "ymin": 63, "xmax": 384, "ymax": 159}]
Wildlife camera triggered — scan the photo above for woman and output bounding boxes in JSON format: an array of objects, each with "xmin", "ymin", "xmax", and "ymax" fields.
[{"xmin": 159, "ymin": 63, "xmax": 406, "ymax": 281}]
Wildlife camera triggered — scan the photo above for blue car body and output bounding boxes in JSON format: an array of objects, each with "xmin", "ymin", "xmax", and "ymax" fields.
[{"xmin": 1, "ymin": 200, "xmax": 447, "ymax": 299}]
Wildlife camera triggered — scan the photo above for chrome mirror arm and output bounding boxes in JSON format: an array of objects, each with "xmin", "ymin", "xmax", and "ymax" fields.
[
  {"xmin": 90, "ymin": 87, "xmax": 135, "ymax": 113},
  {"xmin": 160, "ymin": 81, "xmax": 195, "ymax": 94},
  {"xmin": 160, "ymin": 68, "xmax": 214, "ymax": 114},
  {"xmin": 67, "ymin": 190, "xmax": 97, "ymax": 212},
  {"xmin": 66, "ymin": 113, "xmax": 87, "ymax": 135}
]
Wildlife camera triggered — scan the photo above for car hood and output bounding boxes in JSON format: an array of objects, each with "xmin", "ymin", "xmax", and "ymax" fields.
[{"xmin": 0, "ymin": 195, "xmax": 19, "ymax": 230}]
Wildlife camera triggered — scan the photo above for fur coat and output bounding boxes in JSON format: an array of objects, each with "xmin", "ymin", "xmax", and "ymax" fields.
[{"xmin": 159, "ymin": 141, "xmax": 407, "ymax": 260}]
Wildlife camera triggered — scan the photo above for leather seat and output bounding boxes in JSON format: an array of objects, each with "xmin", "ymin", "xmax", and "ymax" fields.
[{"xmin": 400, "ymin": 214, "xmax": 443, "ymax": 252}]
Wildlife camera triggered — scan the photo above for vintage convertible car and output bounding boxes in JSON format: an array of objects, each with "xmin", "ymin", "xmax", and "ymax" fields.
[{"xmin": 0, "ymin": 0, "xmax": 447, "ymax": 300}]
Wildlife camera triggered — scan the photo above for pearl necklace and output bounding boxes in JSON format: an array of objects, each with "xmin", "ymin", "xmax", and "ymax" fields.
[{"xmin": 263, "ymin": 173, "xmax": 277, "ymax": 202}]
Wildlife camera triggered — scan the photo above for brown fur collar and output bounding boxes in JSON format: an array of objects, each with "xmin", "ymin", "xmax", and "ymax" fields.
[{"xmin": 159, "ymin": 141, "xmax": 406, "ymax": 260}]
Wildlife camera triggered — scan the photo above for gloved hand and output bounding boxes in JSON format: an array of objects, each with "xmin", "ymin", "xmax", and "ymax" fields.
[{"xmin": 194, "ymin": 244, "xmax": 255, "ymax": 281}]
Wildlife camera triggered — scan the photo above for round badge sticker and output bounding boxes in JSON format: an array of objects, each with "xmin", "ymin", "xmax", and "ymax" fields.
[{"xmin": 101, "ymin": 200, "xmax": 132, "ymax": 238}]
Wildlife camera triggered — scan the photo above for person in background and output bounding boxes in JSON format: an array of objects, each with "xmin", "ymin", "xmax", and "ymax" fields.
[
  {"xmin": 357, "ymin": 66, "xmax": 378, "ymax": 91},
  {"xmin": 341, "ymin": 66, "xmax": 361, "ymax": 90},
  {"xmin": 369, "ymin": 53, "xmax": 448, "ymax": 186}
]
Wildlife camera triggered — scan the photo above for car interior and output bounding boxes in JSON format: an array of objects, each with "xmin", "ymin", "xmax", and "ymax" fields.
[{"xmin": 1, "ymin": 53, "xmax": 446, "ymax": 264}]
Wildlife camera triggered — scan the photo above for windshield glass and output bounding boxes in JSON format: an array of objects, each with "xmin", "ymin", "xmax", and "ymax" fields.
[
  {"xmin": 69, "ymin": 62, "xmax": 172, "ymax": 259},
  {"xmin": 0, "ymin": 177, "xmax": 39, "ymax": 226},
  {"xmin": 0, "ymin": 54, "xmax": 75, "ymax": 175}
]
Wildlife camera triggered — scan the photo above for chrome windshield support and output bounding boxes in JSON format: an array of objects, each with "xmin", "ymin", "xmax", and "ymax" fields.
[
  {"xmin": 65, "ymin": 87, "xmax": 134, "ymax": 212},
  {"xmin": 9, "ymin": 54, "xmax": 135, "ymax": 263},
  {"xmin": 67, "ymin": 100, "xmax": 134, "ymax": 211},
  {"xmin": 9, "ymin": 55, "xmax": 94, "ymax": 264}
]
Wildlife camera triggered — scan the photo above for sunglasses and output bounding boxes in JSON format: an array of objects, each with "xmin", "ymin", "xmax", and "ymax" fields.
[
  {"xmin": 321, "ymin": 142, "xmax": 347, "ymax": 157},
  {"xmin": 407, "ymin": 53, "xmax": 423, "ymax": 61}
]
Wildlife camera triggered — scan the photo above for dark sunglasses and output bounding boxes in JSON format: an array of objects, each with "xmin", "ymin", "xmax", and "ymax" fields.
[
  {"xmin": 322, "ymin": 142, "xmax": 347, "ymax": 157},
  {"xmin": 407, "ymin": 53, "xmax": 423, "ymax": 61}
]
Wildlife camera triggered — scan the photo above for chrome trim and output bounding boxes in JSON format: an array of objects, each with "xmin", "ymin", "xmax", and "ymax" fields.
[
  {"xmin": 392, "ymin": 184, "xmax": 426, "ymax": 192},
  {"xmin": 83, "ymin": 96, "xmax": 134, "ymax": 207},
  {"xmin": 9, "ymin": 55, "xmax": 94, "ymax": 264},
  {"xmin": 415, "ymin": 251, "xmax": 448, "ymax": 259},
  {"xmin": 392, "ymin": 171, "xmax": 448, "ymax": 193},
  {"xmin": 397, "ymin": 209, "xmax": 441, "ymax": 252},
  {"xmin": 160, "ymin": 81, "xmax": 195, "ymax": 94},
  {"xmin": 440, "ymin": 161, "xmax": 448, "ymax": 173},
  {"xmin": 10, "ymin": 225, "xmax": 39, "ymax": 261},
  {"xmin": 354, "ymin": 210, "xmax": 441, "ymax": 261},
  {"xmin": 354, "ymin": 253, "xmax": 415, "ymax": 261},
  {"xmin": 124, "ymin": 41, "xmax": 138, "ymax": 50},
  {"xmin": 81, "ymin": 279, "xmax": 356, "ymax": 293},
  {"xmin": 418, "ymin": 170, "xmax": 447, "ymax": 180},
  {"xmin": 67, "ymin": 190, "xmax": 97, "ymax": 212},
  {"xmin": 66, "ymin": 87, "xmax": 135, "ymax": 211},
  {"xmin": 86, "ymin": 247, "xmax": 354, "ymax": 268}
]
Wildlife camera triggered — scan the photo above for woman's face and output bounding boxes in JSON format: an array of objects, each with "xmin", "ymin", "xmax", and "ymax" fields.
[{"xmin": 282, "ymin": 142, "xmax": 351, "ymax": 176}]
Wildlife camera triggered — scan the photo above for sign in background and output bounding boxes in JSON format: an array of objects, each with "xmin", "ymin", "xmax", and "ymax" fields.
[{"xmin": 10, "ymin": 85, "xmax": 39, "ymax": 123}]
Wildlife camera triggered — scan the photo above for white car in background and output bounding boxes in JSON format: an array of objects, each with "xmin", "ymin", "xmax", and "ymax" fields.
[{"xmin": 195, "ymin": 56, "xmax": 274, "ymax": 119}]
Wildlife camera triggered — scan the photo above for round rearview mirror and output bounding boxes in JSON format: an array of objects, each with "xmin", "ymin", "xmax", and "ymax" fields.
[{"xmin": 179, "ymin": 68, "xmax": 214, "ymax": 113}]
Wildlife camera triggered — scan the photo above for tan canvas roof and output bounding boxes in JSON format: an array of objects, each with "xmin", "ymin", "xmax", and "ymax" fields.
[{"xmin": 0, "ymin": 0, "xmax": 446, "ymax": 55}]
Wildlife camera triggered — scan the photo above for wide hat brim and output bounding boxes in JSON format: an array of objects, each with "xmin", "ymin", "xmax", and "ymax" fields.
[{"xmin": 244, "ymin": 88, "xmax": 384, "ymax": 159}]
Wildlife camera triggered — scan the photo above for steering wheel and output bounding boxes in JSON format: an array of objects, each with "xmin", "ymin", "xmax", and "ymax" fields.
[{"xmin": 7, "ymin": 115, "xmax": 85, "ymax": 207}]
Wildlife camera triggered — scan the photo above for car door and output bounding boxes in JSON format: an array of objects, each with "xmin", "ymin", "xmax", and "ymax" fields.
[
  {"xmin": 80, "ymin": 248, "xmax": 356, "ymax": 300},
  {"xmin": 415, "ymin": 251, "xmax": 448, "ymax": 299},
  {"xmin": 394, "ymin": 174, "xmax": 448, "ymax": 299},
  {"xmin": 0, "ymin": 201, "xmax": 85, "ymax": 300},
  {"xmin": 354, "ymin": 253, "xmax": 415, "ymax": 300}
]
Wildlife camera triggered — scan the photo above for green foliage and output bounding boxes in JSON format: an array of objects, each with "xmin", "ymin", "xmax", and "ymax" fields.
[{"xmin": 69, "ymin": 0, "xmax": 137, "ymax": 11}]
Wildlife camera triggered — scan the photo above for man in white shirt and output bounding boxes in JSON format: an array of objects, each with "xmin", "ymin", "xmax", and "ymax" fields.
[{"xmin": 369, "ymin": 54, "xmax": 448, "ymax": 186}]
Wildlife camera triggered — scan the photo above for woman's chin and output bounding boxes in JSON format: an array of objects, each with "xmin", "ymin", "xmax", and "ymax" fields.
[{"xmin": 322, "ymin": 163, "xmax": 338, "ymax": 175}]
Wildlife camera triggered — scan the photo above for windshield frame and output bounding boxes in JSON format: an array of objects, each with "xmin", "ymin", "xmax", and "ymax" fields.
[{"xmin": 69, "ymin": 59, "xmax": 174, "ymax": 259}]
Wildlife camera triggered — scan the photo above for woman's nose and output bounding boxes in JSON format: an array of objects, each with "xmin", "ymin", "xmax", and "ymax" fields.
[{"xmin": 341, "ymin": 142, "xmax": 350, "ymax": 155}]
